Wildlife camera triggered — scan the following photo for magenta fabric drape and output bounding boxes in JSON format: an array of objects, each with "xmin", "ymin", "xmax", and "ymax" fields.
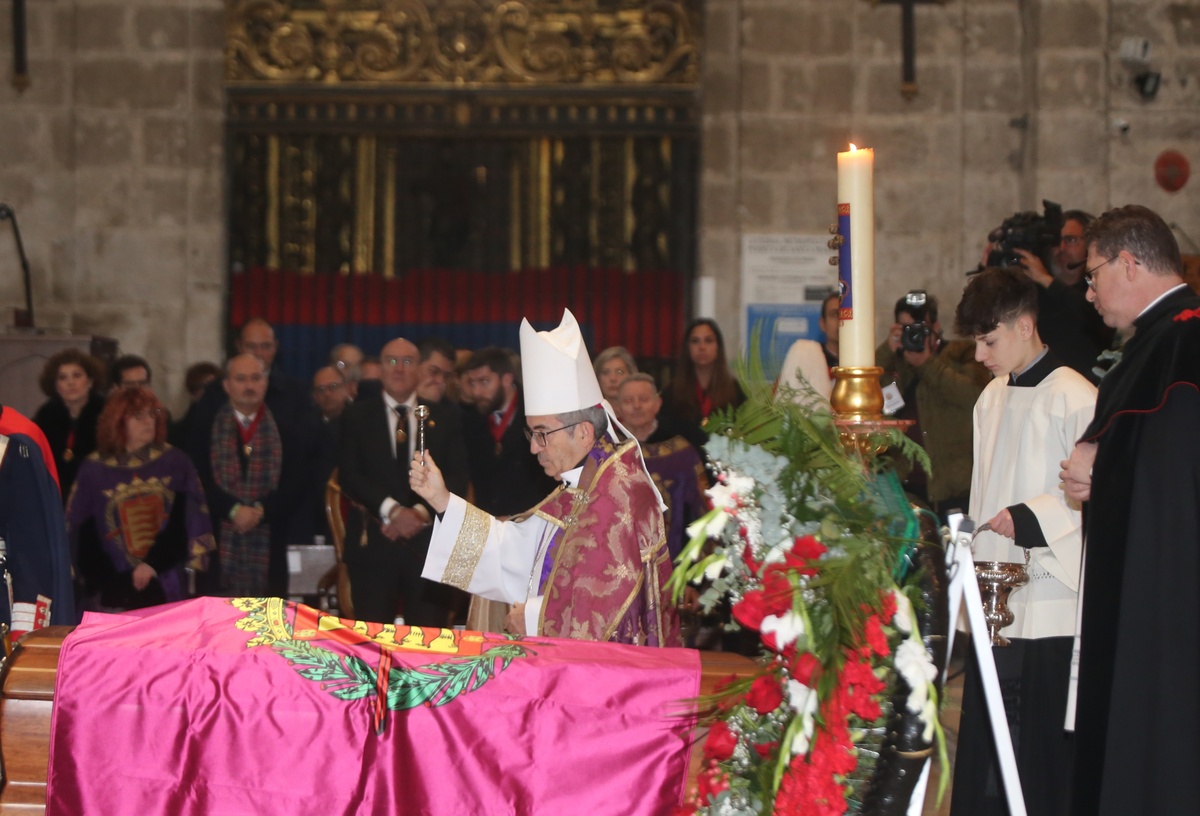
[{"xmin": 47, "ymin": 597, "xmax": 699, "ymax": 815}]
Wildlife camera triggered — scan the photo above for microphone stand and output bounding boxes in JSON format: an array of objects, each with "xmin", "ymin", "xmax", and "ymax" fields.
[{"xmin": 0, "ymin": 204, "xmax": 34, "ymax": 328}]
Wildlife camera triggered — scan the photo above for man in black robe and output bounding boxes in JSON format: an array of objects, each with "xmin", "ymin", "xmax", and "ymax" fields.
[{"xmin": 1059, "ymin": 204, "xmax": 1200, "ymax": 816}]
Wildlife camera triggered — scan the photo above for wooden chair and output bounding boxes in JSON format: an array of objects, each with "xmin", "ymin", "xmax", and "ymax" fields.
[{"xmin": 323, "ymin": 469, "xmax": 354, "ymax": 619}]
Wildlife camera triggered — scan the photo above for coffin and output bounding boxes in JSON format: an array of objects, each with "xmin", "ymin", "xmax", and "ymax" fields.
[{"xmin": 0, "ymin": 626, "xmax": 754, "ymax": 814}]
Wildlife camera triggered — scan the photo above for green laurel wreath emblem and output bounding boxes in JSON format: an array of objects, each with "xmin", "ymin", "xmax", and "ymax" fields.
[
  {"xmin": 232, "ymin": 598, "xmax": 531, "ymax": 732},
  {"xmin": 272, "ymin": 638, "xmax": 530, "ymax": 709}
]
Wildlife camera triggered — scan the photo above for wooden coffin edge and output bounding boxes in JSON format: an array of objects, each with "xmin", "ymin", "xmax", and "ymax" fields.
[{"xmin": 0, "ymin": 627, "xmax": 75, "ymax": 814}]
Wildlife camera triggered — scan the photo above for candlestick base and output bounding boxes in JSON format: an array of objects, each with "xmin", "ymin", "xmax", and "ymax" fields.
[
  {"xmin": 830, "ymin": 366, "xmax": 885, "ymax": 420},
  {"xmin": 830, "ymin": 367, "xmax": 913, "ymax": 456}
]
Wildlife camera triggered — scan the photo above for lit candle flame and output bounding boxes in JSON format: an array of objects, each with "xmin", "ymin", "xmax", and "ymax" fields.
[{"xmin": 849, "ymin": 143, "xmax": 857, "ymax": 151}]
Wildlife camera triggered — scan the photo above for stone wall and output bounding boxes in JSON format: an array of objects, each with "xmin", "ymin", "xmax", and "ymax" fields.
[
  {"xmin": 1, "ymin": 0, "xmax": 1198, "ymax": 411},
  {"xmin": 0, "ymin": 0, "xmax": 225, "ymax": 412},
  {"xmin": 701, "ymin": 0, "xmax": 1200, "ymax": 350}
]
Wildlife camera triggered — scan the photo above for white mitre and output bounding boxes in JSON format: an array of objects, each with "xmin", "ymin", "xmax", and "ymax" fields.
[
  {"xmin": 519, "ymin": 308, "xmax": 665, "ymax": 509},
  {"xmin": 519, "ymin": 308, "xmax": 603, "ymax": 416}
]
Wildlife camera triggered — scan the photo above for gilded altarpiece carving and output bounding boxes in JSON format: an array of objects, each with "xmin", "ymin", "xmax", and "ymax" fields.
[{"xmin": 224, "ymin": 1, "xmax": 700, "ymax": 368}]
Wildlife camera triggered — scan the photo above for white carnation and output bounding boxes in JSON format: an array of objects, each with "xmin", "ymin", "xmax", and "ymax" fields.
[
  {"xmin": 760, "ymin": 610, "xmax": 805, "ymax": 651},
  {"xmin": 708, "ymin": 475, "xmax": 755, "ymax": 513}
]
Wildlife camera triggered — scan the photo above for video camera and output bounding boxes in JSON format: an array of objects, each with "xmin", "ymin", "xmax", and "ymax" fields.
[
  {"xmin": 985, "ymin": 200, "xmax": 1064, "ymax": 269},
  {"xmin": 900, "ymin": 290, "xmax": 933, "ymax": 353}
]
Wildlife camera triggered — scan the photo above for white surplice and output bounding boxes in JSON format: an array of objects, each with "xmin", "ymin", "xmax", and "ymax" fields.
[{"xmin": 969, "ymin": 365, "xmax": 1096, "ymax": 639}]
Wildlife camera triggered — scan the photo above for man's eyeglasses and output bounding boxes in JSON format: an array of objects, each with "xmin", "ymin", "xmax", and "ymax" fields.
[
  {"xmin": 523, "ymin": 422, "xmax": 583, "ymax": 447},
  {"xmin": 312, "ymin": 382, "xmax": 343, "ymax": 394},
  {"xmin": 384, "ymin": 356, "xmax": 416, "ymax": 368},
  {"xmin": 1060, "ymin": 235, "xmax": 1084, "ymax": 246},
  {"xmin": 1083, "ymin": 257, "xmax": 1116, "ymax": 289}
]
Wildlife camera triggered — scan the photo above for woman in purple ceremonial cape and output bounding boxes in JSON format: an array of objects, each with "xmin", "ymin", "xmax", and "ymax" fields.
[{"xmin": 67, "ymin": 387, "xmax": 215, "ymax": 611}]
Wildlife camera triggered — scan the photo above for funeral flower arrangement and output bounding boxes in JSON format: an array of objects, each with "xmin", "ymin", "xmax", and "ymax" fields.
[{"xmin": 670, "ymin": 379, "xmax": 946, "ymax": 816}]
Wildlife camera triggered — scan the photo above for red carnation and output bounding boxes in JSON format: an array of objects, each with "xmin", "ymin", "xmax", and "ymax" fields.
[
  {"xmin": 746, "ymin": 674, "xmax": 785, "ymax": 714},
  {"xmin": 879, "ymin": 590, "xmax": 897, "ymax": 624},
  {"xmin": 732, "ymin": 589, "xmax": 769, "ymax": 631},
  {"xmin": 752, "ymin": 740, "xmax": 778, "ymax": 759},
  {"xmin": 703, "ymin": 720, "xmax": 738, "ymax": 761},
  {"xmin": 761, "ymin": 568, "xmax": 794, "ymax": 606},
  {"xmin": 791, "ymin": 651, "xmax": 821, "ymax": 685},
  {"xmin": 842, "ymin": 655, "xmax": 886, "ymax": 695},
  {"xmin": 864, "ymin": 614, "xmax": 890, "ymax": 657},
  {"xmin": 763, "ymin": 537, "xmax": 826, "ymax": 580},
  {"xmin": 793, "ymin": 535, "xmax": 827, "ymax": 562}
]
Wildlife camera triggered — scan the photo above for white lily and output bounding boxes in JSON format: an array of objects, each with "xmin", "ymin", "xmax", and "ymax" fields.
[
  {"xmin": 786, "ymin": 679, "xmax": 819, "ymax": 755},
  {"xmin": 703, "ymin": 553, "xmax": 727, "ymax": 581},
  {"xmin": 686, "ymin": 508, "xmax": 728, "ymax": 542},
  {"xmin": 892, "ymin": 588, "xmax": 914, "ymax": 634},
  {"xmin": 895, "ymin": 638, "xmax": 938, "ymax": 714}
]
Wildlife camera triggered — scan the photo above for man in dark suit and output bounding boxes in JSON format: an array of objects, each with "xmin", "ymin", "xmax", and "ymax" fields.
[
  {"xmin": 309, "ymin": 366, "xmax": 350, "ymax": 541},
  {"xmin": 338, "ymin": 337, "xmax": 468, "ymax": 626}
]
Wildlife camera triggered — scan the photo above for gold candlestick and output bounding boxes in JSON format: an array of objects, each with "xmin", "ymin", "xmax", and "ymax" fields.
[{"xmin": 829, "ymin": 366, "xmax": 913, "ymax": 456}]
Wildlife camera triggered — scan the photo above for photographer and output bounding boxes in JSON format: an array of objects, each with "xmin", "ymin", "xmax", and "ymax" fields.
[
  {"xmin": 984, "ymin": 204, "xmax": 1114, "ymax": 383},
  {"xmin": 877, "ymin": 292, "xmax": 991, "ymax": 518}
]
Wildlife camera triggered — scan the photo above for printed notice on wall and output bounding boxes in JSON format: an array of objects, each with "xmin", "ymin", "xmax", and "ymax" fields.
[{"xmin": 740, "ymin": 234, "xmax": 837, "ymax": 379}]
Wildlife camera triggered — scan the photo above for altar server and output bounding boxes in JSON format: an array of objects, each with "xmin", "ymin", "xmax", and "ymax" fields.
[{"xmin": 950, "ymin": 267, "xmax": 1096, "ymax": 816}]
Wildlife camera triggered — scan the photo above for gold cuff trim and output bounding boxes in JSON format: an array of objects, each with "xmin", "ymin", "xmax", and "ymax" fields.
[{"xmin": 443, "ymin": 504, "xmax": 491, "ymax": 590}]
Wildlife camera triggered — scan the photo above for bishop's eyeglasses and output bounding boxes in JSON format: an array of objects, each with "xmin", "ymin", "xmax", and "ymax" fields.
[{"xmin": 523, "ymin": 422, "xmax": 583, "ymax": 447}]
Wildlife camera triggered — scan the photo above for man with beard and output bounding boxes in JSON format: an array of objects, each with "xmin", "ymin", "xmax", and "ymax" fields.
[{"xmin": 461, "ymin": 347, "xmax": 556, "ymax": 518}]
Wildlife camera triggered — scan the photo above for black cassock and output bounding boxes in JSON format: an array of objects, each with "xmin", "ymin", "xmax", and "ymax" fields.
[{"xmin": 1072, "ymin": 286, "xmax": 1200, "ymax": 816}]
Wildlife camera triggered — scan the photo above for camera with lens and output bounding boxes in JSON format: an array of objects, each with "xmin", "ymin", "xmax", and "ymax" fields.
[
  {"xmin": 985, "ymin": 199, "xmax": 1064, "ymax": 269},
  {"xmin": 901, "ymin": 290, "xmax": 933, "ymax": 353}
]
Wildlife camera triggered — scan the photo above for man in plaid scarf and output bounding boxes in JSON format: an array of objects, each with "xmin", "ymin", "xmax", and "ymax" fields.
[{"xmin": 206, "ymin": 354, "xmax": 283, "ymax": 596}]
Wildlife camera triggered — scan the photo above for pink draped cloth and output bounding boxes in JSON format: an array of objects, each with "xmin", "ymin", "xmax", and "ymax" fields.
[{"xmin": 47, "ymin": 597, "xmax": 699, "ymax": 815}]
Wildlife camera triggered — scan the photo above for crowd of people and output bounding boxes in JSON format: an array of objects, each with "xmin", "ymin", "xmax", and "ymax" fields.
[
  {"xmin": 5, "ymin": 310, "xmax": 751, "ymax": 632},
  {"xmin": 2, "ymin": 201, "xmax": 1196, "ymax": 814}
]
